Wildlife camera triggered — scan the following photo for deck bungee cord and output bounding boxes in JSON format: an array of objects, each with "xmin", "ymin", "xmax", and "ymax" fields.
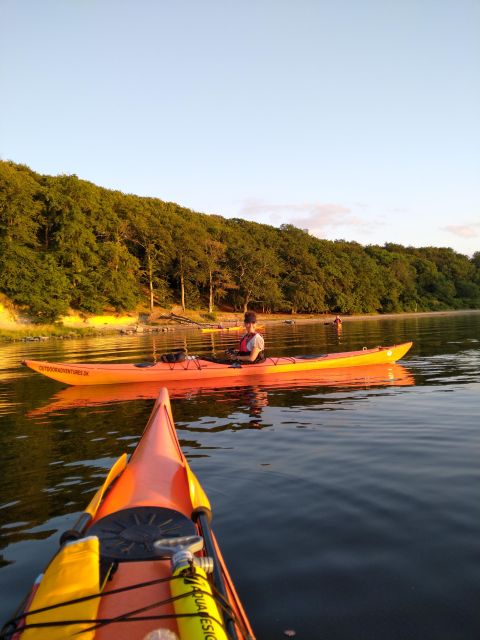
[
  {"xmin": 1, "ymin": 544, "xmax": 245, "ymax": 640},
  {"xmin": 2, "ymin": 584, "xmax": 242, "ymax": 638},
  {"xmin": 1, "ymin": 575, "xmax": 234, "ymax": 630}
]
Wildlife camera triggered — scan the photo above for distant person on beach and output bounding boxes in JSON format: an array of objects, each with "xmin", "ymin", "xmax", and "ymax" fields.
[{"xmin": 226, "ymin": 311, "xmax": 265, "ymax": 363}]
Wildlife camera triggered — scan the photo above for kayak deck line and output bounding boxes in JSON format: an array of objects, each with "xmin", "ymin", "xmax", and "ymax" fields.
[
  {"xmin": 22, "ymin": 341, "xmax": 413, "ymax": 386},
  {"xmin": 3, "ymin": 388, "xmax": 255, "ymax": 640}
]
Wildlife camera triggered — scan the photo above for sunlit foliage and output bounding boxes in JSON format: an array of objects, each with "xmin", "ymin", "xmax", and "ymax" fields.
[{"xmin": 1, "ymin": 160, "xmax": 479, "ymax": 319}]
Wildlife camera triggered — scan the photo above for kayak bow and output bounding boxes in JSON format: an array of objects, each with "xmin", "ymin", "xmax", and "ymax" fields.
[
  {"xmin": 22, "ymin": 342, "xmax": 413, "ymax": 386},
  {"xmin": 2, "ymin": 389, "xmax": 254, "ymax": 640}
]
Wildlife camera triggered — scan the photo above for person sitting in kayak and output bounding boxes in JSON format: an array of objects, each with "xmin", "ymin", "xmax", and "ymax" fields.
[{"xmin": 226, "ymin": 311, "xmax": 265, "ymax": 364}]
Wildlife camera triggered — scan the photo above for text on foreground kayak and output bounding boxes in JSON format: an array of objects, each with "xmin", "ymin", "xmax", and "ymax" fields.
[
  {"xmin": 22, "ymin": 342, "xmax": 413, "ymax": 386},
  {"xmin": 1, "ymin": 388, "xmax": 255, "ymax": 640}
]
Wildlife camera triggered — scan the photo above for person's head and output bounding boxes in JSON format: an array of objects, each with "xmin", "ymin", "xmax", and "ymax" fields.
[{"xmin": 244, "ymin": 311, "xmax": 257, "ymax": 329}]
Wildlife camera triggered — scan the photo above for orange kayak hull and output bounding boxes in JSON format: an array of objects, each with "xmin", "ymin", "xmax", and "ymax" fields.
[{"xmin": 23, "ymin": 342, "xmax": 413, "ymax": 386}]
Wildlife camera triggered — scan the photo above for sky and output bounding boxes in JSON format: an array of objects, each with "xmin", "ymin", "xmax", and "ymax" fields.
[{"xmin": 1, "ymin": 0, "xmax": 479, "ymax": 257}]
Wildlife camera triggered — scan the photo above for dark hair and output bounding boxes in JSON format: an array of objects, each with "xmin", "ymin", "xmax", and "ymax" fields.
[{"xmin": 244, "ymin": 311, "xmax": 257, "ymax": 324}]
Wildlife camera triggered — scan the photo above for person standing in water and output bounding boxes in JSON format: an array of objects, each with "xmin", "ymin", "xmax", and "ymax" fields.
[
  {"xmin": 333, "ymin": 315, "xmax": 342, "ymax": 326},
  {"xmin": 226, "ymin": 311, "xmax": 265, "ymax": 364}
]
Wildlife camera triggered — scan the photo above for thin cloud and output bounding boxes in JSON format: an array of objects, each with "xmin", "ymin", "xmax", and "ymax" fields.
[
  {"xmin": 295, "ymin": 205, "xmax": 364, "ymax": 233},
  {"xmin": 443, "ymin": 224, "xmax": 479, "ymax": 239},
  {"xmin": 239, "ymin": 200, "xmax": 367, "ymax": 234}
]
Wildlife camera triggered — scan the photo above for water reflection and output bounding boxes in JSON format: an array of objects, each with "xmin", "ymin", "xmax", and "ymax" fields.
[
  {"xmin": 1, "ymin": 313, "xmax": 480, "ymax": 639},
  {"xmin": 241, "ymin": 387, "xmax": 268, "ymax": 429},
  {"xmin": 26, "ymin": 363, "xmax": 414, "ymax": 417},
  {"xmin": 1, "ymin": 363, "xmax": 415, "ymax": 567}
]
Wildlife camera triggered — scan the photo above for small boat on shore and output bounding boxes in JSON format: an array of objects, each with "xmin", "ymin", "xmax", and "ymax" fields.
[
  {"xmin": 22, "ymin": 342, "xmax": 413, "ymax": 386},
  {"xmin": 200, "ymin": 325, "xmax": 264, "ymax": 333},
  {"xmin": 2, "ymin": 388, "xmax": 255, "ymax": 640},
  {"xmin": 199, "ymin": 325, "xmax": 244, "ymax": 333}
]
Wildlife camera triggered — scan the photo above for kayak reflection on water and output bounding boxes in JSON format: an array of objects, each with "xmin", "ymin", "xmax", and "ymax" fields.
[{"xmin": 27, "ymin": 364, "xmax": 415, "ymax": 419}]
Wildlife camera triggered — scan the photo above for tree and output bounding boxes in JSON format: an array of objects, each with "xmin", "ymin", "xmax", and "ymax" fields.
[
  {"xmin": 122, "ymin": 197, "xmax": 174, "ymax": 312},
  {"xmin": 278, "ymin": 225, "xmax": 326, "ymax": 313},
  {"xmin": 0, "ymin": 161, "xmax": 43, "ymax": 246},
  {"xmin": 199, "ymin": 238, "xmax": 226, "ymax": 312},
  {"xmin": 170, "ymin": 215, "xmax": 206, "ymax": 310},
  {"xmin": 1, "ymin": 160, "xmax": 478, "ymax": 321},
  {"xmin": 228, "ymin": 242, "xmax": 282, "ymax": 312},
  {"xmin": 0, "ymin": 244, "xmax": 70, "ymax": 321}
]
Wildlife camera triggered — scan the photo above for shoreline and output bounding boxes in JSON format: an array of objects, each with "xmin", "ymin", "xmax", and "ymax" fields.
[
  {"xmin": 260, "ymin": 309, "xmax": 480, "ymax": 326},
  {"xmin": 1, "ymin": 309, "xmax": 479, "ymax": 342}
]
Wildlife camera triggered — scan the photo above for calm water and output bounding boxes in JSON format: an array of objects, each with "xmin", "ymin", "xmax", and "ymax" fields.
[{"xmin": 0, "ymin": 313, "xmax": 479, "ymax": 639}]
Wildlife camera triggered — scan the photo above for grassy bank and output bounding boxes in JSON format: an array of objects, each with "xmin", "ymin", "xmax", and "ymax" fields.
[{"xmin": 0, "ymin": 325, "xmax": 111, "ymax": 342}]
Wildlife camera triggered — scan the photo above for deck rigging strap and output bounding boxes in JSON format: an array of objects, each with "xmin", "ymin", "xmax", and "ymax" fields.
[
  {"xmin": 1, "ymin": 613, "xmax": 224, "ymax": 635},
  {"xmin": 269, "ymin": 356, "xmax": 296, "ymax": 365},
  {"xmin": 3, "ymin": 575, "xmax": 181, "ymax": 626},
  {"xmin": 2, "ymin": 576, "xmax": 246, "ymax": 639}
]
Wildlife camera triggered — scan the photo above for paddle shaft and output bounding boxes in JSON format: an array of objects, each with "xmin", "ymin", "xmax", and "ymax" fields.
[{"xmin": 197, "ymin": 510, "xmax": 238, "ymax": 640}]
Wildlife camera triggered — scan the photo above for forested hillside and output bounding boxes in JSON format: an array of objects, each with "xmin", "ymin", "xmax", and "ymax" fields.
[{"xmin": 1, "ymin": 160, "xmax": 479, "ymax": 321}]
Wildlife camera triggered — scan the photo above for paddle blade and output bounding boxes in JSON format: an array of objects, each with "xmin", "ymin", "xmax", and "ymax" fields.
[
  {"xmin": 85, "ymin": 453, "xmax": 128, "ymax": 518},
  {"xmin": 185, "ymin": 461, "xmax": 211, "ymax": 514}
]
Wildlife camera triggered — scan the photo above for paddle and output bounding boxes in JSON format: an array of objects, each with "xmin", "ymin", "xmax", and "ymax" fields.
[
  {"xmin": 60, "ymin": 454, "xmax": 127, "ymax": 545},
  {"xmin": 184, "ymin": 460, "xmax": 212, "ymax": 516},
  {"xmin": 183, "ymin": 459, "xmax": 238, "ymax": 640}
]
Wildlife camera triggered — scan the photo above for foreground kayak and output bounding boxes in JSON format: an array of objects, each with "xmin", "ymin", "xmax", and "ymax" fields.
[
  {"xmin": 27, "ymin": 363, "xmax": 414, "ymax": 418},
  {"xmin": 22, "ymin": 342, "xmax": 413, "ymax": 386},
  {"xmin": 2, "ymin": 389, "xmax": 254, "ymax": 640}
]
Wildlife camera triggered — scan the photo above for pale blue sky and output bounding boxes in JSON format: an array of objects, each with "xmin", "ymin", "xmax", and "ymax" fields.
[{"xmin": 1, "ymin": 0, "xmax": 479, "ymax": 256}]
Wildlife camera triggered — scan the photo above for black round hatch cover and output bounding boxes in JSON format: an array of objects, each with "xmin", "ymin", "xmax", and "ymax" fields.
[{"xmin": 89, "ymin": 506, "xmax": 196, "ymax": 561}]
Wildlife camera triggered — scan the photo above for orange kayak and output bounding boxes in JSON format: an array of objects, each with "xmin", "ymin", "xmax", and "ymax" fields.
[
  {"xmin": 3, "ymin": 389, "xmax": 254, "ymax": 640},
  {"xmin": 22, "ymin": 342, "xmax": 413, "ymax": 386}
]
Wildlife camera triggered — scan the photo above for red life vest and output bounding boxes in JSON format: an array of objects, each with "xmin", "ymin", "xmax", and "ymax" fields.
[
  {"xmin": 239, "ymin": 332, "xmax": 255, "ymax": 354},
  {"xmin": 238, "ymin": 332, "xmax": 265, "ymax": 363}
]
